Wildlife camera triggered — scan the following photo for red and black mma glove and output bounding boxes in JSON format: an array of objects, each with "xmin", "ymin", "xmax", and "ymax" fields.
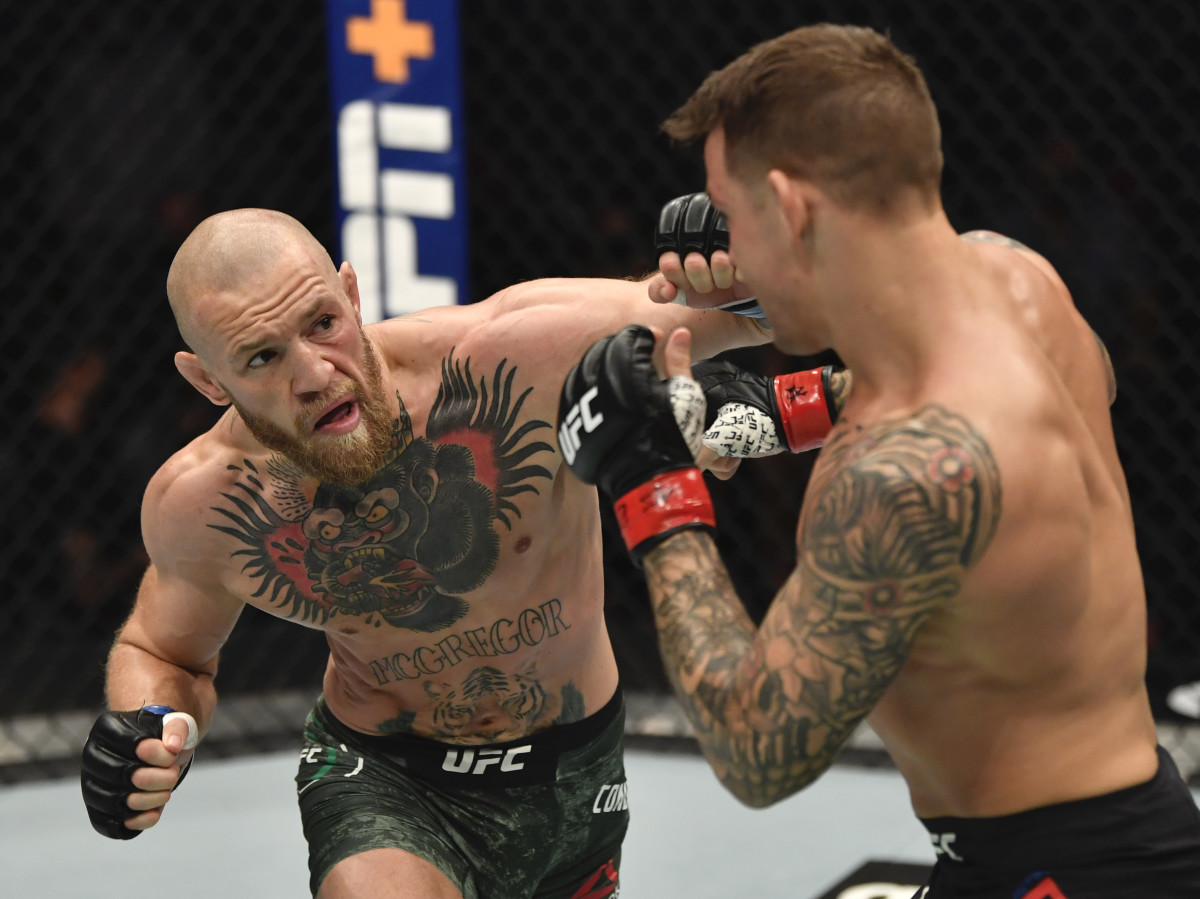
[
  {"xmin": 655, "ymin": 192, "xmax": 767, "ymax": 321},
  {"xmin": 558, "ymin": 325, "xmax": 715, "ymax": 565},
  {"xmin": 81, "ymin": 705, "xmax": 194, "ymax": 840},
  {"xmin": 694, "ymin": 360, "xmax": 839, "ymax": 457}
]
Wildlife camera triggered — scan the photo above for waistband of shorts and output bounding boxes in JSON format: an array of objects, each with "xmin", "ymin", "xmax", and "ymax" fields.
[
  {"xmin": 919, "ymin": 746, "xmax": 1199, "ymax": 867},
  {"xmin": 310, "ymin": 685, "xmax": 623, "ymax": 788}
]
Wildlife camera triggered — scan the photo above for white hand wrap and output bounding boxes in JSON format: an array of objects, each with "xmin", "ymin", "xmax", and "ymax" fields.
[
  {"xmin": 161, "ymin": 711, "xmax": 200, "ymax": 750},
  {"xmin": 702, "ymin": 402, "xmax": 786, "ymax": 458},
  {"xmin": 667, "ymin": 375, "xmax": 706, "ymax": 461}
]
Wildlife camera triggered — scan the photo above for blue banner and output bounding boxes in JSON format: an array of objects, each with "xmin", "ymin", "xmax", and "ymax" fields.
[{"xmin": 324, "ymin": 0, "xmax": 468, "ymax": 322}]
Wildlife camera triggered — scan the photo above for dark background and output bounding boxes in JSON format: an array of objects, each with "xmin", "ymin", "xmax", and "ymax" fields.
[{"xmin": 1, "ymin": 0, "xmax": 1196, "ymax": 775}]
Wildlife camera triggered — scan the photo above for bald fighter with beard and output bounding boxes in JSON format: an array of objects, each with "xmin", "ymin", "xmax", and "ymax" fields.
[{"xmin": 79, "ymin": 207, "xmax": 769, "ymax": 898}]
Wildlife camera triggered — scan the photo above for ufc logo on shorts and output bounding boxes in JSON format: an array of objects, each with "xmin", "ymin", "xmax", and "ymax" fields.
[
  {"xmin": 929, "ymin": 831, "xmax": 964, "ymax": 861},
  {"xmin": 559, "ymin": 386, "xmax": 604, "ymax": 465},
  {"xmin": 442, "ymin": 745, "xmax": 531, "ymax": 775}
]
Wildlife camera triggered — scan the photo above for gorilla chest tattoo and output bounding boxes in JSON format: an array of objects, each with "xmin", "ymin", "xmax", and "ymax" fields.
[{"xmin": 210, "ymin": 353, "xmax": 555, "ymax": 633}]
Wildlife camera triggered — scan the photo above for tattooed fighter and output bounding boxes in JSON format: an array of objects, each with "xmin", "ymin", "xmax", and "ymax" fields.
[
  {"xmin": 78, "ymin": 207, "xmax": 770, "ymax": 898},
  {"xmin": 559, "ymin": 24, "xmax": 1200, "ymax": 899}
]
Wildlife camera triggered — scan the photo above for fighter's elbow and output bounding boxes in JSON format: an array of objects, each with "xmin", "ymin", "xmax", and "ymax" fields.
[
  {"xmin": 716, "ymin": 767, "xmax": 815, "ymax": 809},
  {"xmin": 727, "ymin": 783, "xmax": 781, "ymax": 809},
  {"xmin": 721, "ymin": 779, "xmax": 802, "ymax": 810}
]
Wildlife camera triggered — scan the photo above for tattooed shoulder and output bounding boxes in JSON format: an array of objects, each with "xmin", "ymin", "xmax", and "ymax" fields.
[
  {"xmin": 808, "ymin": 404, "xmax": 1002, "ymax": 618},
  {"xmin": 751, "ymin": 405, "xmax": 1004, "ymax": 789}
]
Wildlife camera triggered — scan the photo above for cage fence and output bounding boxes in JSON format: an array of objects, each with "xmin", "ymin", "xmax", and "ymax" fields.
[{"xmin": 1, "ymin": 0, "xmax": 1197, "ymax": 783}]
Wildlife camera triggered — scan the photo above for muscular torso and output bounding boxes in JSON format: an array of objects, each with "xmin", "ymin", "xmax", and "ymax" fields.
[
  {"xmin": 828, "ymin": 241, "xmax": 1158, "ymax": 817},
  {"xmin": 175, "ymin": 301, "xmax": 617, "ymax": 743}
]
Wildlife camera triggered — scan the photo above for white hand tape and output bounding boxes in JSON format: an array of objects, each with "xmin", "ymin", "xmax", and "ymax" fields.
[
  {"xmin": 702, "ymin": 403, "xmax": 785, "ymax": 458},
  {"xmin": 668, "ymin": 375, "xmax": 706, "ymax": 460},
  {"xmin": 161, "ymin": 711, "xmax": 200, "ymax": 750}
]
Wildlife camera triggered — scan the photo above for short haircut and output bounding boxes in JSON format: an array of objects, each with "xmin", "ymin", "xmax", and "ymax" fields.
[{"xmin": 663, "ymin": 24, "xmax": 944, "ymax": 215}]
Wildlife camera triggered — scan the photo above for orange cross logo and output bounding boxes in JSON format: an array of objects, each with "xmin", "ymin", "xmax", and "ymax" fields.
[{"xmin": 346, "ymin": 0, "xmax": 434, "ymax": 84}]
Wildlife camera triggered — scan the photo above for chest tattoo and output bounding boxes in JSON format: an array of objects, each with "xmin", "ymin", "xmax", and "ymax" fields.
[{"xmin": 209, "ymin": 353, "xmax": 553, "ymax": 631}]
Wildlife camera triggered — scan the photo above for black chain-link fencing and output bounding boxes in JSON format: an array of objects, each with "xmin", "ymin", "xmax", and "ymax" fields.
[{"xmin": 1, "ymin": 0, "xmax": 1197, "ymax": 781}]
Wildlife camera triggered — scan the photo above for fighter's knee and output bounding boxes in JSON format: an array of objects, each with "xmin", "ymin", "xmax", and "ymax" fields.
[{"xmin": 318, "ymin": 849, "xmax": 464, "ymax": 899}]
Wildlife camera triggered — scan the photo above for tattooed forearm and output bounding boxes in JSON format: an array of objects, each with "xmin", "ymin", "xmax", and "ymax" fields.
[
  {"xmin": 644, "ymin": 404, "xmax": 1001, "ymax": 808},
  {"xmin": 643, "ymin": 533, "xmax": 763, "ymax": 776},
  {"xmin": 646, "ymin": 532, "xmax": 756, "ymax": 713},
  {"xmin": 646, "ymin": 533, "xmax": 854, "ymax": 805}
]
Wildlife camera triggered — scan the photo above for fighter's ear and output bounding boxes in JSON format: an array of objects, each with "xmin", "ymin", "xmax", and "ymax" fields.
[
  {"xmin": 175, "ymin": 351, "xmax": 231, "ymax": 406},
  {"xmin": 339, "ymin": 261, "xmax": 361, "ymax": 324},
  {"xmin": 767, "ymin": 169, "xmax": 809, "ymax": 243}
]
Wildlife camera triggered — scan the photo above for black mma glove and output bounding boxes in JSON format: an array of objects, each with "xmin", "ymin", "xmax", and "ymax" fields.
[
  {"xmin": 81, "ymin": 705, "xmax": 195, "ymax": 840},
  {"xmin": 558, "ymin": 325, "xmax": 715, "ymax": 563},
  {"xmin": 655, "ymin": 192, "xmax": 767, "ymax": 320},
  {"xmin": 694, "ymin": 360, "xmax": 839, "ymax": 457}
]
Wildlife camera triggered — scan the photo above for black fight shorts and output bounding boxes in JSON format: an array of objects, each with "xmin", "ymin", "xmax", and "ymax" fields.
[
  {"xmin": 915, "ymin": 746, "xmax": 1200, "ymax": 898},
  {"xmin": 296, "ymin": 688, "xmax": 628, "ymax": 899}
]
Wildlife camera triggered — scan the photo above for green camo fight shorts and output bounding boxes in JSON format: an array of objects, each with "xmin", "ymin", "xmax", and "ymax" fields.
[{"xmin": 296, "ymin": 689, "xmax": 628, "ymax": 898}]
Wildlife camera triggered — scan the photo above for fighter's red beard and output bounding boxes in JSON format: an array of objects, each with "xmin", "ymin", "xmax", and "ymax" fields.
[{"xmin": 232, "ymin": 336, "xmax": 394, "ymax": 486}]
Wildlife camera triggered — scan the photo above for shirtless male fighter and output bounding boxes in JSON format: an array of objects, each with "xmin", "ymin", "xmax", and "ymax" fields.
[
  {"xmin": 79, "ymin": 207, "xmax": 769, "ymax": 898},
  {"xmin": 558, "ymin": 24, "xmax": 1200, "ymax": 898}
]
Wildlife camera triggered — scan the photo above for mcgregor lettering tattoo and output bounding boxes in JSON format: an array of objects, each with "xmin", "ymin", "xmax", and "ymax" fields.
[{"xmin": 367, "ymin": 599, "xmax": 571, "ymax": 684}]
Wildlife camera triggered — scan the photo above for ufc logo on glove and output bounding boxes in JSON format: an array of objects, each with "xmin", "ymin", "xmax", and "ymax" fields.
[
  {"xmin": 558, "ymin": 386, "xmax": 605, "ymax": 465},
  {"xmin": 557, "ymin": 325, "xmax": 716, "ymax": 564}
]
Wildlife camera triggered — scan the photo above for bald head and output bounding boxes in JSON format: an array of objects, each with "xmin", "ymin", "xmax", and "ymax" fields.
[{"xmin": 167, "ymin": 208, "xmax": 337, "ymax": 353}]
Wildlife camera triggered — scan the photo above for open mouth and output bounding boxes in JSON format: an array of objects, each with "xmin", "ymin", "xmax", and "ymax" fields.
[{"xmin": 314, "ymin": 401, "xmax": 356, "ymax": 431}]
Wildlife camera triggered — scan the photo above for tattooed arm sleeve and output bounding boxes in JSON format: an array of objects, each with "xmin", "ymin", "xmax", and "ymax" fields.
[{"xmin": 643, "ymin": 405, "xmax": 1001, "ymax": 807}]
